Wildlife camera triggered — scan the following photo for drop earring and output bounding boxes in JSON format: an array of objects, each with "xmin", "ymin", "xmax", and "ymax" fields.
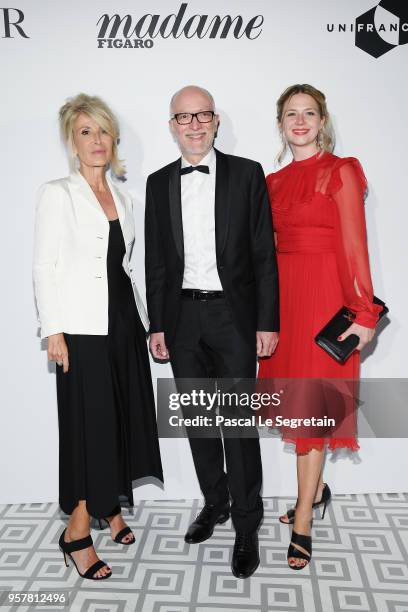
[
  {"xmin": 317, "ymin": 130, "xmax": 324, "ymax": 150},
  {"xmin": 280, "ymin": 130, "xmax": 288, "ymax": 159}
]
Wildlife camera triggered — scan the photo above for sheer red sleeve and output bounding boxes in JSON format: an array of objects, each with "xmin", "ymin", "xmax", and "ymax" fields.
[{"xmin": 328, "ymin": 158, "xmax": 382, "ymax": 328}]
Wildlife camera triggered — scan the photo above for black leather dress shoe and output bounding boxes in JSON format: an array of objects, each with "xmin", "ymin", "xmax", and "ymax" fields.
[
  {"xmin": 231, "ymin": 531, "xmax": 260, "ymax": 578},
  {"xmin": 184, "ymin": 503, "xmax": 230, "ymax": 544}
]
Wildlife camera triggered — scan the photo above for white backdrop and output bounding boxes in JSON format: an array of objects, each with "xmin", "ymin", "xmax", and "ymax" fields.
[{"xmin": 1, "ymin": 0, "xmax": 406, "ymax": 505}]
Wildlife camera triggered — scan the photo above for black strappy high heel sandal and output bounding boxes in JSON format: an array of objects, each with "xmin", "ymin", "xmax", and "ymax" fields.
[
  {"xmin": 97, "ymin": 506, "xmax": 135, "ymax": 546},
  {"xmin": 59, "ymin": 528, "xmax": 112, "ymax": 580},
  {"xmin": 279, "ymin": 483, "xmax": 331, "ymax": 525},
  {"xmin": 287, "ymin": 530, "xmax": 312, "ymax": 571}
]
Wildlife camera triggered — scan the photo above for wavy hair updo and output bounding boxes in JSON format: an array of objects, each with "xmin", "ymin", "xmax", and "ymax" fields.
[
  {"xmin": 276, "ymin": 84, "xmax": 335, "ymax": 164},
  {"xmin": 59, "ymin": 93, "xmax": 125, "ymax": 178}
]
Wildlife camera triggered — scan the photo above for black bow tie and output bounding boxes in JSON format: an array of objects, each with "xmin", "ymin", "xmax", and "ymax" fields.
[{"xmin": 180, "ymin": 165, "xmax": 210, "ymax": 176}]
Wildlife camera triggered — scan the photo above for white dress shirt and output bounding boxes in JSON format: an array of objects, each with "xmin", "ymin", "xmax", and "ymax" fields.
[{"xmin": 181, "ymin": 148, "xmax": 222, "ymax": 290}]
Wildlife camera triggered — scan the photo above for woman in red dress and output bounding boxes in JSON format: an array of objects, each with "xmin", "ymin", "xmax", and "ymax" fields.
[{"xmin": 258, "ymin": 84, "xmax": 382, "ymax": 570}]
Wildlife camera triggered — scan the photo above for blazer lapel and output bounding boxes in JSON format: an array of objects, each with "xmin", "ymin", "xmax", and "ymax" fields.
[
  {"xmin": 108, "ymin": 178, "xmax": 125, "ymax": 223},
  {"xmin": 214, "ymin": 148, "xmax": 230, "ymax": 258},
  {"xmin": 107, "ymin": 177, "xmax": 134, "ymax": 245},
  {"xmin": 169, "ymin": 158, "xmax": 184, "ymax": 260},
  {"xmin": 68, "ymin": 171, "xmax": 107, "ymax": 222}
]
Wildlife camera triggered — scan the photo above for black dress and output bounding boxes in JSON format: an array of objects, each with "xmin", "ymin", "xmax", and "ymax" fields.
[{"xmin": 56, "ymin": 219, "xmax": 163, "ymax": 518}]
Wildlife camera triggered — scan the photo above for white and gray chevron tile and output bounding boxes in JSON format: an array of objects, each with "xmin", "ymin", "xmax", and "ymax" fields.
[{"xmin": 0, "ymin": 493, "xmax": 407, "ymax": 612}]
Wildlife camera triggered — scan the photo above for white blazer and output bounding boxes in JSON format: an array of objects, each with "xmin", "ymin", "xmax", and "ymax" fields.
[{"xmin": 33, "ymin": 171, "xmax": 149, "ymax": 339}]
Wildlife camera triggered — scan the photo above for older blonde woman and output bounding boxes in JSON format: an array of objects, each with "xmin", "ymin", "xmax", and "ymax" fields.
[{"xmin": 33, "ymin": 94, "xmax": 163, "ymax": 580}]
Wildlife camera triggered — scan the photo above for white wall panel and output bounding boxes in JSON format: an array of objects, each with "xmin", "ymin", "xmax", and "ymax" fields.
[{"xmin": 0, "ymin": 0, "xmax": 405, "ymax": 504}]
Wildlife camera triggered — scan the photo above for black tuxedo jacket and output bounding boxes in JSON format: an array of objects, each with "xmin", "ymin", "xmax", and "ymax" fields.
[{"xmin": 144, "ymin": 148, "xmax": 279, "ymax": 345}]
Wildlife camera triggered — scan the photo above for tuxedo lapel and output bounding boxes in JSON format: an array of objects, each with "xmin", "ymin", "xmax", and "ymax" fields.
[
  {"xmin": 168, "ymin": 158, "xmax": 184, "ymax": 260},
  {"xmin": 214, "ymin": 149, "xmax": 230, "ymax": 258}
]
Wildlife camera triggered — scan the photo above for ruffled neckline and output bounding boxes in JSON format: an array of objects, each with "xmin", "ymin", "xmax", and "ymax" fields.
[
  {"xmin": 290, "ymin": 151, "xmax": 327, "ymax": 168},
  {"xmin": 267, "ymin": 151, "xmax": 337, "ymax": 211}
]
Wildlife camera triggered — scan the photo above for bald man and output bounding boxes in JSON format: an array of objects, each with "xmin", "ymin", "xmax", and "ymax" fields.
[{"xmin": 145, "ymin": 86, "xmax": 279, "ymax": 578}]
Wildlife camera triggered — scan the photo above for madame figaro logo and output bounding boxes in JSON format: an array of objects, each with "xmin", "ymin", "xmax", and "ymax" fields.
[{"xmin": 96, "ymin": 3, "xmax": 264, "ymax": 49}]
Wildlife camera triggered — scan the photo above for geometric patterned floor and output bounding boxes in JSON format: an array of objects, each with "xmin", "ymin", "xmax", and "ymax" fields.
[{"xmin": 1, "ymin": 493, "xmax": 408, "ymax": 612}]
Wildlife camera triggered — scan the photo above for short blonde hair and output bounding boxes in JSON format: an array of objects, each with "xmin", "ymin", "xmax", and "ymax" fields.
[
  {"xmin": 276, "ymin": 84, "xmax": 335, "ymax": 164},
  {"xmin": 59, "ymin": 93, "xmax": 125, "ymax": 177}
]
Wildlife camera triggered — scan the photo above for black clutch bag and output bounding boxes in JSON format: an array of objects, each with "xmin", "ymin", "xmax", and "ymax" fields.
[{"xmin": 315, "ymin": 296, "xmax": 388, "ymax": 364}]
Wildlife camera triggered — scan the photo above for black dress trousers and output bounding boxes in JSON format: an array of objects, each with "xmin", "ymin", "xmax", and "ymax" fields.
[{"xmin": 169, "ymin": 296, "xmax": 263, "ymax": 533}]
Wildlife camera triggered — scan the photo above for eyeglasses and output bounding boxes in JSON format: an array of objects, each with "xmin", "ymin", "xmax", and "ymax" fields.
[{"xmin": 172, "ymin": 111, "xmax": 215, "ymax": 125}]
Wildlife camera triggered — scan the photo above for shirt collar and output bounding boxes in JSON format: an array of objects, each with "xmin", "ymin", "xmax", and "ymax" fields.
[{"xmin": 181, "ymin": 147, "xmax": 216, "ymax": 171}]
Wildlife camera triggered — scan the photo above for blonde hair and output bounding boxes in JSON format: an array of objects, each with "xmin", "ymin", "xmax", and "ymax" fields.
[
  {"xmin": 59, "ymin": 93, "xmax": 125, "ymax": 177},
  {"xmin": 276, "ymin": 84, "xmax": 335, "ymax": 164}
]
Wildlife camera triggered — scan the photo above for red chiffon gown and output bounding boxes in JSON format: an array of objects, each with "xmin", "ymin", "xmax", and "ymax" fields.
[{"xmin": 258, "ymin": 151, "xmax": 381, "ymax": 454}]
